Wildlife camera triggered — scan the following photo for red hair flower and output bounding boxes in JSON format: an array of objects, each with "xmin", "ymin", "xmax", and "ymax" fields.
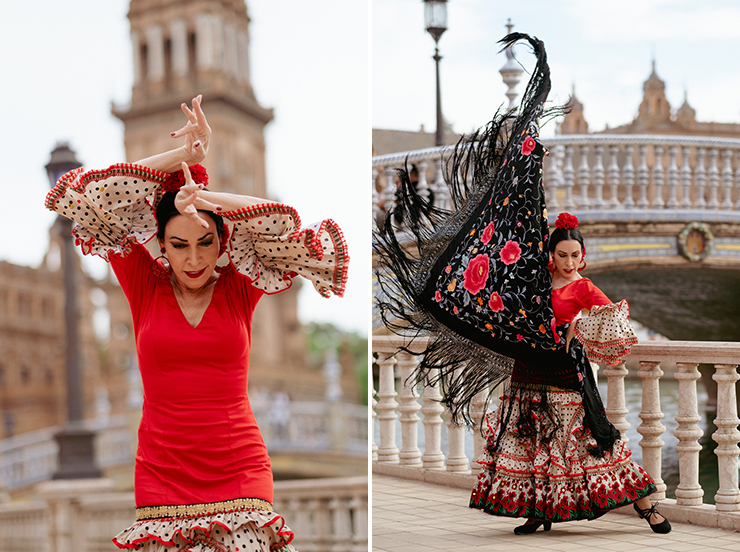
[
  {"xmin": 555, "ymin": 212, "xmax": 579, "ymax": 230},
  {"xmin": 462, "ymin": 254, "xmax": 490, "ymax": 295},
  {"xmin": 521, "ymin": 135, "xmax": 536, "ymax": 156},
  {"xmin": 162, "ymin": 164, "xmax": 209, "ymax": 193},
  {"xmin": 500, "ymin": 240, "xmax": 522, "ymax": 265}
]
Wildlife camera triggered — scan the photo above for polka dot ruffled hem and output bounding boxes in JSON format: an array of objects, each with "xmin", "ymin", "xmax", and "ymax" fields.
[{"xmin": 113, "ymin": 507, "xmax": 296, "ymax": 552}]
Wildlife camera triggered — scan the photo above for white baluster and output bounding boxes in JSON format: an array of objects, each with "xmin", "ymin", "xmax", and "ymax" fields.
[
  {"xmin": 432, "ymin": 157, "xmax": 449, "ymax": 211},
  {"xmin": 680, "ymin": 146, "xmax": 693, "ymax": 209},
  {"xmin": 602, "ymin": 361, "xmax": 630, "ymax": 441},
  {"xmin": 381, "ymin": 166, "xmax": 396, "ymax": 216},
  {"xmin": 651, "ymin": 145, "xmax": 665, "ymax": 208},
  {"xmin": 622, "ymin": 144, "xmax": 636, "ymax": 208},
  {"xmin": 721, "ymin": 149, "xmax": 734, "ymax": 210},
  {"xmin": 712, "ymin": 363, "xmax": 740, "ymax": 511},
  {"xmin": 674, "ymin": 362, "xmax": 704, "ymax": 506},
  {"xmin": 416, "ymin": 160, "xmax": 430, "ymax": 204},
  {"xmin": 735, "ymin": 153, "xmax": 740, "ymax": 210},
  {"xmin": 562, "ymin": 145, "xmax": 576, "ymax": 210},
  {"xmin": 592, "ymin": 145, "xmax": 605, "ymax": 210},
  {"xmin": 577, "ymin": 145, "xmax": 591, "ymax": 209},
  {"xmin": 445, "ymin": 367, "xmax": 470, "ymax": 473},
  {"xmin": 371, "ymin": 381, "xmax": 378, "ymax": 461},
  {"xmin": 637, "ymin": 145, "xmax": 650, "ymax": 209},
  {"xmin": 396, "ymin": 352, "xmax": 422, "ymax": 466},
  {"xmin": 637, "ymin": 361, "xmax": 666, "ymax": 499},
  {"xmin": 470, "ymin": 386, "xmax": 490, "ymax": 473},
  {"xmin": 421, "ymin": 378, "xmax": 446, "ymax": 470},
  {"xmin": 707, "ymin": 148, "xmax": 720, "ymax": 209},
  {"xmin": 545, "ymin": 145, "xmax": 563, "ymax": 213},
  {"xmin": 607, "ymin": 144, "xmax": 621, "ymax": 209},
  {"xmin": 350, "ymin": 492, "xmax": 368, "ymax": 552},
  {"xmin": 329, "ymin": 495, "xmax": 352, "ymax": 552},
  {"xmin": 666, "ymin": 146, "xmax": 679, "ymax": 209},
  {"xmin": 375, "ymin": 353, "xmax": 399, "ymax": 463},
  {"xmin": 695, "ymin": 147, "xmax": 707, "ymax": 209}
]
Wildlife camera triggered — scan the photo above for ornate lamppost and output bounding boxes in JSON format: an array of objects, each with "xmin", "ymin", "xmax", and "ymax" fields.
[
  {"xmin": 45, "ymin": 142, "xmax": 102, "ymax": 479},
  {"xmin": 424, "ymin": 0, "xmax": 448, "ymax": 147}
]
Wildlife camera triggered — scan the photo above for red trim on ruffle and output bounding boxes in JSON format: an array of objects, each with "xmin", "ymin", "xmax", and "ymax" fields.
[{"xmin": 221, "ymin": 202, "xmax": 302, "ymax": 230}]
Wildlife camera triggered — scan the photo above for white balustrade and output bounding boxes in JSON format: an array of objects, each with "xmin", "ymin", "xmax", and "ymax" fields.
[
  {"xmin": 0, "ymin": 476, "xmax": 367, "ymax": 552},
  {"xmin": 372, "ymin": 135, "xmax": 740, "ymax": 221},
  {"xmin": 396, "ymin": 352, "xmax": 422, "ymax": 466},
  {"xmin": 372, "ymin": 336, "xmax": 740, "ymax": 523}
]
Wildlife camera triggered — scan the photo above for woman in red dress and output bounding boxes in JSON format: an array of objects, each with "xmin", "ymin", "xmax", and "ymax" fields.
[{"xmin": 45, "ymin": 96, "xmax": 348, "ymax": 551}]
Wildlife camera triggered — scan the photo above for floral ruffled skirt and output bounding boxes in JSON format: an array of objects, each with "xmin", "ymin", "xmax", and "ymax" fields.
[
  {"xmin": 470, "ymin": 385, "xmax": 656, "ymax": 522},
  {"xmin": 113, "ymin": 499, "xmax": 297, "ymax": 552}
]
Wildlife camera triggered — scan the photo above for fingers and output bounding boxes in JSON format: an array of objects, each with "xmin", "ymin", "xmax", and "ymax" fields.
[
  {"xmin": 180, "ymin": 99, "xmax": 197, "ymax": 123},
  {"xmin": 170, "ymin": 121, "xmax": 195, "ymax": 139},
  {"xmin": 195, "ymin": 198, "xmax": 223, "ymax": 213}
]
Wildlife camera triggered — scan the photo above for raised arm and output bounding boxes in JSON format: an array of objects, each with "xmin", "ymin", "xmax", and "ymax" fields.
[{"xmin": 134, "ymin": 95, "xmax": 212, "ymax": 173}]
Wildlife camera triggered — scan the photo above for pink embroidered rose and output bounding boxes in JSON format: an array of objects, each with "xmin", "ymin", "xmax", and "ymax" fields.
[
  {"xmin": 500, "ymin": 240, "xmax": 522, "ymax": 265},
  {"xmin": 481, "ymin": 221, "xmax": 495, "ymax": 245},
  {"xmin": 434, "ymin": 290, "xmax": 442, "ymax": 302},
  {"xmin": 445, "ymin": 265, "xmax": 452, "ymax": 274},
  {"xmin": 488, "ymin": 292, "xmax": 504, "ymax": 313},
  {"xmin": 462, "ymin": 254, "xmax": 490, "ymax": 295},
  {"xmin": 521, "ymin": 135, "xmax": 536, "ymax": 156}
]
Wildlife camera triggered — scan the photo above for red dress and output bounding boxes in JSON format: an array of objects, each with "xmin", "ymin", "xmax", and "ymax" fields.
[
  {"xmin": 470, "ymin": 277, "xmax": 655, "ymax": 522},
  {"xmin": 45, "ymin": 163, "xmax": 349, "ymax": 551},
  {"xmin": 111, "ymin": 243, "xmax": 273, "ymax": 507}
]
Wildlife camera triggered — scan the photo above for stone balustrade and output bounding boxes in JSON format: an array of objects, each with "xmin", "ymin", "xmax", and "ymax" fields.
[
  {"xmin": 0, "ymin": 402, "xmax": 367, "ymax": 492},
  {"xmin": 0, "ymin": 476, "xmax": 368, "ymax": 552},
  {"xmin": 372, "ymin": 135, "xmax": 740, "ymax": 225},
  {"xmin": 372, "ymin": 335, "xmax": 740, "ymax": 529}
]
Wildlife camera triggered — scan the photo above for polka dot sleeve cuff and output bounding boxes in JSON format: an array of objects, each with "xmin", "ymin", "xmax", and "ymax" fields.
[
  {"xmin": 222, "ymin": 204, "xmax": 349, "ymax": 298},
  {"xmin": 44, "ymin": 163, "xmax": 168, "ymax": 260},
  {"xmin": 574, "ymin": 299, "xmax": 638, "ymax": 365}
]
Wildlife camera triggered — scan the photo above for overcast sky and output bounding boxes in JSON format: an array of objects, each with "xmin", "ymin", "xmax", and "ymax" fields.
[
  {"xmin": 0, "ymin": 0, "xmax": 369, "ymax": 335},
  {"xmin": 373, "ymin": 0, "xmax": 740, "ymax": 138}
]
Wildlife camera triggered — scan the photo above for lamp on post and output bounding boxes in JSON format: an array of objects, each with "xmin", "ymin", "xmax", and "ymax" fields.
[
  {"xmin": 424, "ymin": 0, "xmax": 448, "ymax": 147},
  {"xmin": 45, "ymin": 142, "xmax": 102, "ymax": 480}
]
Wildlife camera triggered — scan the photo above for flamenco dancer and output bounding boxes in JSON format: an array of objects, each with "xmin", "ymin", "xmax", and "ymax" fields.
[
  {"xmin": 46, "ymin": 96, "xmax": 348, "ymax": 551},
  {"xmin": 374, "ymin": 34, "xmax": 670, "ymax": 535}
]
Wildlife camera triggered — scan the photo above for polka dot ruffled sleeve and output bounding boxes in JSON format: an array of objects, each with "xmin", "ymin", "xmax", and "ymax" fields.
[
  {"xmin": 44, "ymin": 163, "xmax": 167, "ymax": 260},
  {"xmin": 222, "ymin": 203, "xmax": 349, "ymax": 298},
  {"xmin": 574, "ymin": 299, "xmax": 638, "ymax": 365}
]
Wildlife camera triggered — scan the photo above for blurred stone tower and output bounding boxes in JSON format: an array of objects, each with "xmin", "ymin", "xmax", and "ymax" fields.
[{"xmin": 110, "ymin": 0, "xmax": 313, "ymax": 398}]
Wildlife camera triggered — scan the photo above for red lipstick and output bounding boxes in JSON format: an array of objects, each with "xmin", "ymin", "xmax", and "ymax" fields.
[{"xmin": 184, "ymin": 268, "xmax": 206, "ymax": 279}]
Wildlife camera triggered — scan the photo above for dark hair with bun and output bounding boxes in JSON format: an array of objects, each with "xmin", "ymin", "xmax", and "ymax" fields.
[
  {"xmin": 156, "ymin": 191, "xmax": 224, "ymax": 241},
  {"xmin": 548, "ymin": 226, "xmax": 585, "ymax": 254}
]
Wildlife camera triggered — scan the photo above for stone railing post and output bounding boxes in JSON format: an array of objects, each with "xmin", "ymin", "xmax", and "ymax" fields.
[
  {"xmin": 375, "ymin": 353, "xmax": 399, "ymax": 463},
  {"xmin": 637, "ymin": 361, "xmax": 666, "ymax": 499},
  {"xmin": 651, "ymin": 145, "xmax": 665, "ymax": 208},
  {"xmin": 420, "ymin": 378, "xmax": 445, "ymax": 470},
  {"xmin": 546, "ymin": 144, "xmax": 563, "ymax": 213},
  {"xmin": 416, "ymin": 160, "xmax": 431, "ymax": 204},
  {"xmin": 577, "ymin": 145, "xmax": 591, "ymax": 209},
  {"xmin": 674, "ymin": 362, "xmax": 704, "ymax": 505},
  {"xmin": 592, "ymin": 145, "xmax": 605, "ymax": 209},
  {"xmin": 432, "ymin": 157, "xmax": 449, "ymax": 211},
  {"xmin": 695, "ymin": 147, "xmax": 707, "ymax": 208},
  {"xmin": 666, "ymin": 146, "xmax": 679, "ymax": 209},
  {"xmin": 712, "ymin": 363, "xmax": 740, "ymax": 511},
  {"xmin": 720, "ymin": 149, "xmax": 734, "ymax": 210},
  {"xmin": 372, "ymin": 166, "xmax": 380, "ymax": 226},
  {"xmin": 707, "ymin": 148, "xmax": 721, "ymax": 209},
  {"xmin": 602, "ymin": 361, "xmax": 630, "ymax": 441},
  {"xmin": 396, "ymin": 352, "xmax": 422, "ymax": 466},
  {"xmin": 444, "ymin": 369, "xmax": 470, "ymax": 473},
  {"xmin": 329, "ymin": 495, "xmax": 352, "ymax": 552},
  {"xmin": 637, "ymin": 145, "xmax": 650, "ymax": 208},
  {"xmin": 381, "ymin": 166, "xmax": 396, "ymax": 217},
  {"xmin": 350, "ymin": 491, "xmax": 368, "ymax": 552},
  {"xmin": 371, "ymin": 383, "xmax": 378, "ymax": 462},
  {"xmin": 622, "ymin": 144, "xmax": 636, "ymax": 208},
  {"xmin": 606, "ymin": 144, "xmax": 621, "ymax": 209},
  {"xmin": 470, "ymin": 386, "xmax": 490, "ymax": 473},
  {"xmin": 562, "ymin": 145, "xmax": 576, "ymax": 210},
  {"xmin": 735, "ymin": 155, "xmax": 740, "ymax": 210},
  {"xmin": 680, "ymin": 146, "xmax": 693, "ymax": 209}
]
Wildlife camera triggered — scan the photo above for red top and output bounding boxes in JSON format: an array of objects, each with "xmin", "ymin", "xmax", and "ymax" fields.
[
  {"xmin": 110, "ymin": 243, "xmax": 272, "ymax": 507},
  {"xmin": 552, "ymin": 277, "xmax": 610, "ymax": 326}
]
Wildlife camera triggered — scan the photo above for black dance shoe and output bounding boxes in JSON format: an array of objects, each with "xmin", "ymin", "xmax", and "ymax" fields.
[
  {"xmin": 513, "ymin": 519, "xmax": 552, "ymax": 535},
  {"xmin": 633, "ymin": 502, "xmax": 672, "ymax": 534}
]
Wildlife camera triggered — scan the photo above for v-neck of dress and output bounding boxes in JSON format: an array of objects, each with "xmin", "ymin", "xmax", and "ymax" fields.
[
  {"xmin": 168, "ymin": 276, "xmax": 222, "ymax": 329},
  {"xmin": 552, "ymin": 276, "xmax": 583, "ymax": 292}
]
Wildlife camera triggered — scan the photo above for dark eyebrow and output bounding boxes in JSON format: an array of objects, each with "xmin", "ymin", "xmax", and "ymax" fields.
[
  {"xmin": 169, "ymin": 232, "xmax": 214, "ymax": 242},
  {"xmin": 197, "ymin": 232, "xmax": 215, "ymax": 241}
]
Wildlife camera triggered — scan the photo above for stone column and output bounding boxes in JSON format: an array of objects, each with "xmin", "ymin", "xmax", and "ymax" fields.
[
  {"xmin": 145, "ymin": 24, "xmax": 164, "ymax": 82},
  {"xmin": 603, "ymin": 361, "xmax": 630, "ymax": 441},
  {"xmin": 131, "ymin": 30, "xmax": 142, "ymax": 85},
  {"xmin": 421, "ymin": 379, "xmax": 445, "ymax": 470},
  {"xmin": 674, "ymin": 362, "xmax": 704, "ymax": 505},
  {"xmin": 469, "ymin": 386, "xmax": 490, "ymax": 473},
  {"xmin": 169, "ymin": 19, "xmax": 188, "ymax": 78},
  {"xmin": 712, "ymin": 363, "xmax": 740, "ymax": 511},
  {"xmin": 396, "ymin": 352, "xmax": 422, "ymax": 466},
  {"xmin": 237, "ymin": 30, "xmax": 251, "ymax": 85},
  {"xmin": 637, "ymin": 361, "xmax": 666, "ymax": 499},
  {"xmin": 375, "ymin": 354, "xmax": 399, "ymax": 463}
]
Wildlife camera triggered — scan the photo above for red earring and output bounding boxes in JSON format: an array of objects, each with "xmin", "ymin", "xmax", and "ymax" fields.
[{"xmin": 152, "ymin": 247, "xmax": 172, "ymax": 279}]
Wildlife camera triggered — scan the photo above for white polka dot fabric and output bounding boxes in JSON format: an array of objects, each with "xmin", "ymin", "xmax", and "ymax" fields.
[
  {"xmin": 574, "ymin": 299, "xmax": 638, "ymax": 365},
  {"xmin": 113, "ymin": 508, "xmax": 296, "ymax": 552}
]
